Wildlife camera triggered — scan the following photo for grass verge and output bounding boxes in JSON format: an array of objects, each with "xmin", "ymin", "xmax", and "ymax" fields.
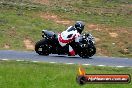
[{"xmin": 0, "ymin": 60, "xmax": 132, "ymax": 88}]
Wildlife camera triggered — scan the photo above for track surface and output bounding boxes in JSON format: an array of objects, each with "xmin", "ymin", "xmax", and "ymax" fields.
[{"xmin": 0, "ymin": 50, "xmax": 132, "ymax": 67}]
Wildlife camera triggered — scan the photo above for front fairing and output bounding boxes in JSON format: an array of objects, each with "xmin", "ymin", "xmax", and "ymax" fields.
[{"xmin": 79, "ymin": 34, "xmax": 95, "ymax": 45}]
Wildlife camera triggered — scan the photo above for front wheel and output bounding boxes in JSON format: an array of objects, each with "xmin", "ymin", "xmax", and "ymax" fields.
[
  {"xmin": 87, "ymin": 45, "xmax": 96, "ymax": 57},
  {"xmin": 35, "ymin": 39, "xmax": 50, "ymax": 56},
  {"xmin": 78, "ymin": 45, "xmax": 96, "ymax": 58}
]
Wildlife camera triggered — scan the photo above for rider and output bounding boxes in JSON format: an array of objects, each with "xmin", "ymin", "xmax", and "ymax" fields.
[{"xmin": 58, "ymin": 21, "xmax": 85, "ymax": 56}]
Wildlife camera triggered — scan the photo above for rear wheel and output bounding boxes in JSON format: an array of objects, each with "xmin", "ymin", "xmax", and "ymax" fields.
[{"xmin": 35, "ymin": 39, "xmax": 49, "ymax": 56}]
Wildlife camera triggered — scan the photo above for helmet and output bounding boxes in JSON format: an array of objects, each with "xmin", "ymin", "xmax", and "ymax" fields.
[{"xmin": 75, "ymin": 21, "xmax": 85, "ymax": 34}]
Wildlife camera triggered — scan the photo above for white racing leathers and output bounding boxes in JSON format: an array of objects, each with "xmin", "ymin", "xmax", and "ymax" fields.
[{"xmin": 58, "ymin": 26, "xmax": 80, "ymax": 56}]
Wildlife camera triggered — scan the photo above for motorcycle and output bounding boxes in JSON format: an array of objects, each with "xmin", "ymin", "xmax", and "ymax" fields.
[{"xmin": 35, "ymin": 30, "xmax": 96, "ymax": 58}]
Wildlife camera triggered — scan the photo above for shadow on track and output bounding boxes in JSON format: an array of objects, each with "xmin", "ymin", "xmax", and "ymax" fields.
[{"xmin": 49, "ymin": 54, "xmax": 93, "ymax": 59}]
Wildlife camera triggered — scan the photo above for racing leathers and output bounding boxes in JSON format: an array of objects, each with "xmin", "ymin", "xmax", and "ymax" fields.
[{"xmin": 58, "ymin": 26, "xmax": 81, "ymax": 56}]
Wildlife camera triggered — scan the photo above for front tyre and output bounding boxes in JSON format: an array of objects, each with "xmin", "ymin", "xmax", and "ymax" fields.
[
  {"xmin": 88, "ymin": 45, "xmax": 96, "ymax": 57},
  {"xmin": 78, "ymin": 47, "xmax": 89, "ymax": 58},
  {"xmin": 35, "ymin": 39, "xmax": 49, "ymax": 56},
  {"xmin": 78, "ymin": 45, "xmax": 96, "ymax": 58}
]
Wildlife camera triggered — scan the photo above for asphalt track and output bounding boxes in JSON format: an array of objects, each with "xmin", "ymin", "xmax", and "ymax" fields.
[{"xmin": 0, "ymin": 50, "xmax": 132, "ymax": 67}]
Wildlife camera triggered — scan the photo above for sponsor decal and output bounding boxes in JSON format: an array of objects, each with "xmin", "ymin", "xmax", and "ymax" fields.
[{"xmin": 76, "ymin": 66, "xmax": 131, "ymax": 85}]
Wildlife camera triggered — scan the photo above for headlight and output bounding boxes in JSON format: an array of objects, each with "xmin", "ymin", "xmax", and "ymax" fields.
[
  {"xmin": 83, "ymin": 36, "xmax": 85, "ymax": 38},
  {"xmin": 92, "ymin": 40, "xmax": 95, "ymax": 44},
  {"xmin": 42, "ymin": 33, "xmax": 45, "ymax": 38}
]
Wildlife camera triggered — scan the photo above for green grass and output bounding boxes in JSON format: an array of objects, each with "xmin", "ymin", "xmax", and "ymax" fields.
[
  {"xmin": 1, "ymin": 0, "xmax": 132, "ymax": 27},
  {"xmin": 0, "ymin": 60, "xmax": 132, "ymax": 88},
  {"xmin": 0, "ymin": 0, "xmax": 132, "ymax": 57},
  {"xmin": 44, "ymin": 0, "xmax": 132, "ymax": 27},
  {"xmin": 0, "ymin": 9, "xmax": 65, "ymax": 50}
]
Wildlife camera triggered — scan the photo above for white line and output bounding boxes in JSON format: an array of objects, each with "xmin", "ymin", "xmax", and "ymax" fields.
[
  {"xmin": 97, "ymin": 65, "xmax": 105, "ymax": 66},
  {"xmin": 95, "ymin": 56, "xmax": 131, "ymax": 59},
  {"xmin": 16, "ymin": 60, "xmax": 24, "ymax": 62},
  {"xmin": 65, "ymin": 63, "xmax": 74, "ymax": 65},
  {"xmin": 49, "ymin": 62, "xmax": 56, "ymax": 64},
  {"xmin": 1, "ymin": 59, "xmax": 8, "ymax": 61},
  {"xmin": 116, "ymin": 66, "xmax": 125, "ymax": 68},
  {"xmin": 31, "ymin": 61, "xmax": 39, "ymax": 63},
  {"xmin": 123, "ymin": 58, "xmax": 128, "ymax": 59},
  {"xmin": 0, "ymin": 58, "xmax": 129, "ymax": 68},
  {"xmin": 83, "ymin": 64, "xmax": 91, "ymax": 66}
]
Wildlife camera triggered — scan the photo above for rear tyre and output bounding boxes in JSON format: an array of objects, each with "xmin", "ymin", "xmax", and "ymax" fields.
[{"xmin": 35, "ymin": 39, "xmax": 49, "ymax": 56}]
